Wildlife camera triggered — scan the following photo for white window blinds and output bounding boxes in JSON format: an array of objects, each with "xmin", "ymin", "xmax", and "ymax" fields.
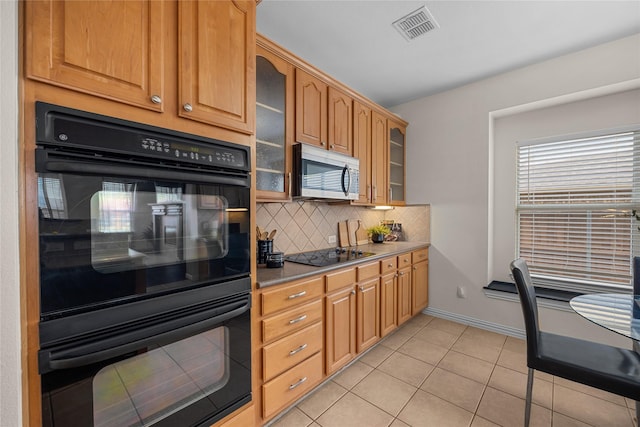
[{"xmin": 516, "ymin": 128, "xmax": 640, "ymax": 292}]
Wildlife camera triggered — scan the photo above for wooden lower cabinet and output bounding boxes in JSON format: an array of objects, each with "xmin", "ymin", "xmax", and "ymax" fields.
[
  {"xmin": 262, "ymin": 321, "xmax": 323, "ymax": 382},
  {"xmin": 397, "ymin": 266, "xmax": 413, "ymax": 326},
  {"xmin": 256, "ymin": 247, "xmax": 428, "ymax": 425},
  {"xmin": 380, "ymin": 271, "xmax": 397, "ymax": 338},
  {"xmin": 262, "ymin": 352, "xmax": 323, "ymax": 419},
  {"xmin": 325, "ymin": 286, "xmax": 357, "ymax": 374},
  {"xmin": 412, "ymin": 260, "xmax": 429, "ymax": 315},
  {"xmin": 356, "ymin": 277, "xmax": 380, "ymax": 353}
]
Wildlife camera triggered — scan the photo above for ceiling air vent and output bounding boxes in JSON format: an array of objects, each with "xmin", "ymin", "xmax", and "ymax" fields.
[{"xmin": 392, "ymin": 5, "xmax": 439, "ymax": 41}]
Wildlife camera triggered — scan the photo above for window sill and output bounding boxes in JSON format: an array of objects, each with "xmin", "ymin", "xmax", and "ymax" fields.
[{"xmin": 483, "ymin": 281, "xmax": 579, "ymax": 312}]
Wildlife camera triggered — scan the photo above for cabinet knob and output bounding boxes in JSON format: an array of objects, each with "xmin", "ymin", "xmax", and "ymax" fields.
[
  {"xmin": 330, "ymin": 144, "xmax": 335, "ymax": 149},
  {"xmin": 351, "ymin": 289, "xmax": 356, "ymax": 295},
  {"xmin": 320, "ymin": 141, "xmax": 326, "ymax": 146},
  {"xmin": 387, "ymin": 264, "xmax": 393, "ymax": 268},
  {"xmin": 150, "ymin": 95, "xmax": 162, "ymax": 104},
  {"xmin": 399, "ymin": 271, "xmax": 404, "ymax": 276},
  {"xmin": 183, "ymin": 103, "xmax": 193, "ymax": 112},
  {"xmin": 359, "ymin": 285, "xmax": 364, "ymax": 292}
]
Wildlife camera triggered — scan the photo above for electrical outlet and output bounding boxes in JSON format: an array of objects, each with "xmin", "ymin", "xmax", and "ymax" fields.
[{"xmin": 328, "ymin": 235, "xmax": 337, "ymax": 244}]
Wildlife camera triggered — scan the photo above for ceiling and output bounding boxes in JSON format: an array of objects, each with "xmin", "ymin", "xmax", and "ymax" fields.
[{"xmin": 256, "ymin": 1, "xmax": 640, "ymax": 108}]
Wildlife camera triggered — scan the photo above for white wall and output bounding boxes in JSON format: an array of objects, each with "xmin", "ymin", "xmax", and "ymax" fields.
[
  {"xmin": 392, "ymin": 33, "xmax": 640, "ymax": 346},
  {"xmin": 0, "ymin": 1, "xmax": 22, "ymax": 426}
]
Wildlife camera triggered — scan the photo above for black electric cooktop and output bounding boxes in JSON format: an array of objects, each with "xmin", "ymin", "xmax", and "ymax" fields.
[{"xmin": 284, "ymin": 247, "xmax": 376, "ymax": 267}]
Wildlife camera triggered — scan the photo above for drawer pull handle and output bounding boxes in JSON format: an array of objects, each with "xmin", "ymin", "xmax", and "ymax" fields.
[
  {"xmin": 387, "ymin": 264, "xmax": 393, "ymax": 268},
  {"xmin": 289, "ymin": 314, "xmax": 307, "ymax": 325},
  {"xmin": 289, "ymin": 343, "xmax": 308, "ymax": 356},
  {"xmin": 287, "ymin": 290, "xmax": 307, "ymax": 300},
  {"xmin": 289, "ymin": 376, "xmax": 308, "ymax": 390}
]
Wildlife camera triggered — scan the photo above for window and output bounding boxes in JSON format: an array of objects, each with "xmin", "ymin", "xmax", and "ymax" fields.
[{"xmin": 516, "ymin": 127, "xmax": 640, "ymax": 293}]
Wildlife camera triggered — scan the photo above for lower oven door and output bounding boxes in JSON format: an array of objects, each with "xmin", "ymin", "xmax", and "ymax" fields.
[{"xmin": 40, "ymin": 292, "xmax": 251, "ymax": 427}]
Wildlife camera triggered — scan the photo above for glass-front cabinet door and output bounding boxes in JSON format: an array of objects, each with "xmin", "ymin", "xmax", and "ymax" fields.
[
  {"xmin": 388, "ymin": 119, "xmax": 406, "ymax": 205},
  {"xmin": 256, "ymin": 43, "xmax": 294, "ymax": 201}
]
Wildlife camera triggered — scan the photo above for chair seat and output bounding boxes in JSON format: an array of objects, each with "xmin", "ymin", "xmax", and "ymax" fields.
[{"xmin": 533, "ymin": 331, "xmax": 640, "ymax": 401}]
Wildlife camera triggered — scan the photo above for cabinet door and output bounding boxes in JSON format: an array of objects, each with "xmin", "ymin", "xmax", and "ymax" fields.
[
  {"xmin": 327, "ymin": 87, "xmax": 353, "ymax": 155},
  {"xmin": 397, "ymin": 267, "xmax": 412, "ymax": 325},
  {"xmin": 371, "ymin": 111, "xmax": 387, "ymax": 205},
  {"xmin": 179, "ymin": 0, "xmax": 256, "ymax": 134},
  {"xmin": 295, "ymin": 69, "xmax": 327, "ymax": 148},
  {"xmin": 353, "ymin": 101, "xmax": 372, "ymax": 204},
  {"xmin": 412, "ymin": 260, "xmax": 429, "ymax": 315},
  {"xmin": 325, "ymin": 287, "xmax": 356, "ymax": 375},
  {"xmin": 26, "ymin": 0, "xmax": 164, "ymax": 111},
  {"xmin": 380, "ymin": 272, "xmax": 397, "ymax": 338},
  {"xmin": 388, "ymin": 119, "xmax": 406, "ymax": 205},
  {"xmin": 256, "ymin": 47, "xmax": 294, "ymax": 201},
  {"xmin": 356, "ymin": 277, "xmax": 380, "ymax": 353}
]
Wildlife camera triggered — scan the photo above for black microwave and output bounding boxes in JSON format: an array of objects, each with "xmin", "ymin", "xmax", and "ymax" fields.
[{"xmin": 292, "ymin": 143, "xmax": 360, "ymax": 200}]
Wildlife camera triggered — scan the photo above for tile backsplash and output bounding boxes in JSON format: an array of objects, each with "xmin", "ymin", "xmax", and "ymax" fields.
[{"xmin": 256, "ymin": 201, "xmax": 430, "ymax": 254}]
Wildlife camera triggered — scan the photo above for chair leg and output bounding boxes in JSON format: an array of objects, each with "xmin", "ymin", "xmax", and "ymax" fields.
[{"xmin": 525, "ymin": 368, "xmax": 534, "ymax": 427}]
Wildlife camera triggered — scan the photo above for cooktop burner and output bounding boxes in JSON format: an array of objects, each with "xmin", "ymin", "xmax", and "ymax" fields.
[{"xmin": 284, "ymin": 247, "xmax": 376, "ymax": 267}]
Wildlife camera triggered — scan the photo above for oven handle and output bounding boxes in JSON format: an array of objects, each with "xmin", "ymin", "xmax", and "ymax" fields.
[
  {"xmin": 41, "ymin": 297, "xmax": 250, "ymax": 373},
  {"xmin": 39, "ymin": 153, "xmax": 249, "ymax": 187}
]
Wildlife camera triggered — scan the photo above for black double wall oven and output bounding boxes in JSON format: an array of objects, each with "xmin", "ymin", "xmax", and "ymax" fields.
[{"xmin": 35, "ymin": 103, "xmax": 252, "ymax": 427}]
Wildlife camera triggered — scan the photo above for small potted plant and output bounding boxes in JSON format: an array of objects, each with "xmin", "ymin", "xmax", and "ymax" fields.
[{"xmin": 367, "ymin": 225, "xmax": 391, "ymax": 243}]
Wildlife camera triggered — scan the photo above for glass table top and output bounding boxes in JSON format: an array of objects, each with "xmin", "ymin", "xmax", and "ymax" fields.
[{"xmin": 569, "ymin": 293, "xmax": 640, "ymax": 342}]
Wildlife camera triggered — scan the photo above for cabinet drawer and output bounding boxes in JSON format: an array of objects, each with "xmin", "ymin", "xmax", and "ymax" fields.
[
  {"xmin": 262, "ymin": 351, "xmax": 323, "ymax": 419},
  {"xmin": 261, "ymin": 276, "xmax": 323, "ymax": 316},
  {"xmin": 380, "ymin": 257, "xmax": 397, "ymax": 275},
  {"xmin": 412, "ymin": 248, "xmax": 429, "ymax": 263},
  {"xmin": 326, "ymin": 268, "xmax": 356, "ymax": 293},
  {"xmin": 262, "ymin": 321, "xmax": 323, "ymax": 382},
  {"xmin": 397, "ymin": 252, "xmax": 412, "ymax": 269},
  {"xmin": 357, "ymin": 261, "xmax": 379, "ymax": 282},
  {"xmin": 262, "ymin": 299, "xmax": 323, "ymax": 343}
]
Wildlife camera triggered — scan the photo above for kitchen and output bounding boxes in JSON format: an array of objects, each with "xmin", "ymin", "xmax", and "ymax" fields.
[{"xmin": 2, "ymin": 1, "xmax": 640, "ymax": 427}]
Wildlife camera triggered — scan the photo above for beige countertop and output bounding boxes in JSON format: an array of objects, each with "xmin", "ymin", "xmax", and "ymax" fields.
[{"xmin": 256, "ymin": 241, "xmax": 430, "ymax": 288}]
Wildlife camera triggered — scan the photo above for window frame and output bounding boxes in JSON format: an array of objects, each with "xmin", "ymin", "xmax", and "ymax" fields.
[{"xmin": 515, "ymin": 124, "xmax": 640, "ymax": 294}]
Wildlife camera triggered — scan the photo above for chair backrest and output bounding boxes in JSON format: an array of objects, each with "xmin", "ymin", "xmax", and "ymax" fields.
[{"xmin": 510, "ymin": 258, "xmax": 540, "ymax": 363}]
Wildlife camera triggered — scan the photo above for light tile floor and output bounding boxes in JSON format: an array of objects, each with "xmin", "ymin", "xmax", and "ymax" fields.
[{"xmin": 269, "ymin": 314, "xmax": 638, "ymax": 427}]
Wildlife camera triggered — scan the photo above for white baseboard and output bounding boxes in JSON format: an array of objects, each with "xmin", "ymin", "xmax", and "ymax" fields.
[{"xmin": 422, "ymin": 307, "xmax": 526, "ymax": 340}]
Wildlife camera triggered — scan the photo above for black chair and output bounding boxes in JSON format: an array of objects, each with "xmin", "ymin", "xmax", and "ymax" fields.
[{"xmin": 510, "ymin": 258, "xmax": 640, "ymax": 427}]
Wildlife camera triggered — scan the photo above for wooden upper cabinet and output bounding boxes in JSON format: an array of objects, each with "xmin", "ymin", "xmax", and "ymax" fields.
[
  {"xmin": 372, "ymin": 111, "xmax": 388, "ymax": 205},
  {"xmin": 295, "ymin": 69, "xmax": 327, "ymax": 148},
  {"xmin": 256, "ymin": 44, "xmax": 294, "ymax": 201},
  {"xmin": 179, "ymin": 0, "xmax": 256, "ymax": 134},
  {"xmin": 353, "ymin": 101, "xmax": 372, "ymax": 204},
  {"xmin": 26, "ymin": 0, "xmax": 164, "ymax": 111},
  {"xmin": 388, "ymin": 119, "xmax": 406, "ymax": 205},
  {"xmin": 295, "ymin": 70, "xmax": 352, "ymax": 154},
  {"xmin": 327, "ymin": 87, "xmax": 353, "ymax": 155}
]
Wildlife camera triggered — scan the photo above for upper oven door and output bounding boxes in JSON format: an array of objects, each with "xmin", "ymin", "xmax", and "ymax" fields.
[{"xmin": 36, "ymin": 150, "xmax": 250, "ymax": 319}]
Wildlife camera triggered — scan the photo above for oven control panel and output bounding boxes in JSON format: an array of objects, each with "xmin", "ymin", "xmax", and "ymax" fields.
[
  {"xmin": 139, "ymin": 137, "xmax": 244, "ymax": 169},
  {"xmin": 36, "ymin": 102, "xmax": 250, "ymax": 172}
]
